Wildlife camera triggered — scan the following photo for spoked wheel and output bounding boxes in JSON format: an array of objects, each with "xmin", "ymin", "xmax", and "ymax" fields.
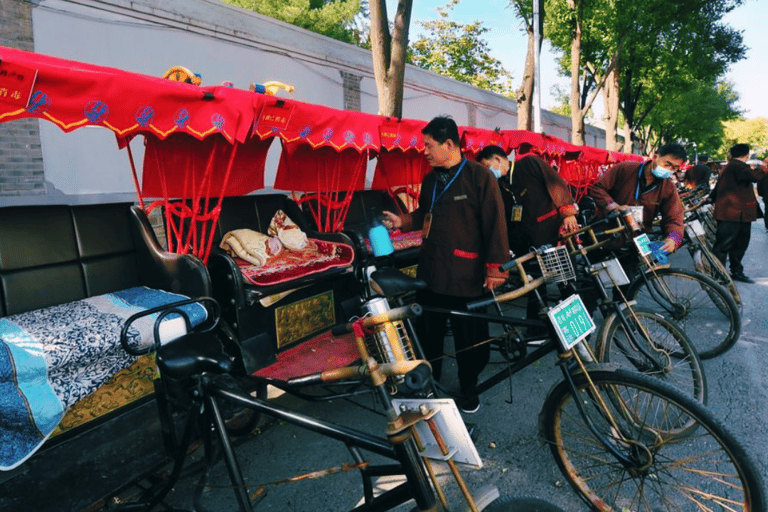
[
  {"xmin": 693, "ymin": 245, "xmax": 743, "ymax": 312},
  {"xmin": 594, "ymin": 308, "xmax": 707, "ymax": 404},
  {"xmin": 483, "ymin": 495, "xmax": 567, "ymax": 511},
  {"xmin": 628, "ymin": 267, "xmax": 741, "ymax": 359},
  {"xmin": 540, "ymin": 368, "xmax": 765, "ymax": 512}
]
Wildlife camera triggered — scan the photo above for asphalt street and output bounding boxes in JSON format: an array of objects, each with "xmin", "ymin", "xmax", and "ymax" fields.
[{"xmin": 157, "ymin": 214, "xmax": 768, "ymax": 512}]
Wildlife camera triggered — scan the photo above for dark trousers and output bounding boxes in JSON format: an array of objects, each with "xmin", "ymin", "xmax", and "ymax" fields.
[
  {"xmin": 712, "ymin": 220, "xmax": 752, "ymax": 275},
  {"xmin": 414, "ymin": 289, "xmax": 490, "ymax": 394}
]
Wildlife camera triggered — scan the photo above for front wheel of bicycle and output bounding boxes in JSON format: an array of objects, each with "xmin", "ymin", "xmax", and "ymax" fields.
[
  {"xmin": 594, "ymin": 307, "xmax": 706, "ymax": 404},
  {"xmin": 627, "ymin": 267, "xmax": 741, "ymax": 359},
  {"xmin": 692, "ymin": 244, "xmax": 743, "ymax": 311},
  {"xmin": 540, "ymin": 367, "xmax": 765, "ymax": 512}
]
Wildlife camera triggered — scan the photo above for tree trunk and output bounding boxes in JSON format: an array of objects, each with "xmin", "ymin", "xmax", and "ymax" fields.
[
  {"xmin": 623, "ymin": 119, "xmax": 633, "ymax": 154},
  {"xmin": 516, "ymin": 23, "xmax": 535, "ymax": 131},
  {"xmin": 603, "ymin": 65, "xmax": 620, "ymax": 151},
  {"xmin": 568, "ymin": 0, "xmax": 585, "ymax": 145},
  {"xmin": 369, "ymin": 0, "xmax": 413, "ymax": 118}
]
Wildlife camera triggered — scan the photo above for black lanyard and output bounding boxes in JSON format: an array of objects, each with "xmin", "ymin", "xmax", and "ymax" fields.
[
  {"xmin": 430, "ymin": 158, "xmax": 467, "ymax": 212},
  {"xmin": 635, "ymin": 161, "xmax": 661, "ymax": 202}
]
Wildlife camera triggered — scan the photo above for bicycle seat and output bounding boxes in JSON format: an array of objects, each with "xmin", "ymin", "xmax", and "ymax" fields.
[
  {"xmin": 156, "ymin": 331, "xmax": 234, "ymax": 379},
  {"xmin": 369, "ymin": 267, "xmax": 427, "ymax": 297}
]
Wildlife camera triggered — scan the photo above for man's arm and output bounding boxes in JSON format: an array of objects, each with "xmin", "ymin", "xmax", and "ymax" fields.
[
  {"xmin": 477, "ymin": 169, "xmax": 510, "ymax": 290},
  {"xmin": 659, "ymin": 184, "xmax": 685, "ymax": 252},
  {"xmin": 590, "ymin": 163, "xmax": 624, "ymax": 211}
]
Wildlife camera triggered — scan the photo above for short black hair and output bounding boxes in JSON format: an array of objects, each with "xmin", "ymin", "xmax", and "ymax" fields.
[
  {"xmin": 475, "ymin": 145, "xmax": 507, "ymax": 162},
  {"xmin": 422, "ymin": 116, "xmax": 460, "ymax": 146},
  {"xmin": 697, "ymin": 154, "xmax": 709, "ymax": 163},
  {"xmin": 656, "ymin": 143, "xmax": 687, "ymax": 161},
  {"xmin": 730, "ymin": 143, "xmax": 750, "ymax": 159}
]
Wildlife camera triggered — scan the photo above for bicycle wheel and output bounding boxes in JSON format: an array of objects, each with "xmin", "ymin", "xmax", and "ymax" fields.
[
  {"xmin": 594, "ymin": 308, "xmax": 706, "ymax": 404},
  {"xmin": 627, "ymin": 267, "xmax": 741, "ymax": 359},
  {"xmin": 692, "ymin": 244, "xmax": 743, "ymax": 311},
  {"xmin": 540, "ymin": 367, "xmax": 765, "ymax": 512}
]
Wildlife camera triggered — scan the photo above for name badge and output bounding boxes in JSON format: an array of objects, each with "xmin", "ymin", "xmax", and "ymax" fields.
[
  {"xmin": 511, "ymin": 205, "xmax": 523, "ymax": 222},
  {"xmin": 454, "ymin": 194, "xmax": 467, "ymax": 201},
  {"xmin": 422, "ymin": 212, "xmax": 433, "ymax": 239}
]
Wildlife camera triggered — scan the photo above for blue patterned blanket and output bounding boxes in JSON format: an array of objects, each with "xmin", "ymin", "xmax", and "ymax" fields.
[{"xmin": 0, "ymin": 287, "xmax": 207, "ymax": 471}]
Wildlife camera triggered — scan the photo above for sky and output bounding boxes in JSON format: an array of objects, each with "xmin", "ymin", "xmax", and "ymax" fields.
[{"xmin": 387, "ymin": 0, "xmax": 768, "ymax": 120}]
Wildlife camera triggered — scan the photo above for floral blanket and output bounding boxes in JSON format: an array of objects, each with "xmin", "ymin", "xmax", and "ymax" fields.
[
  {"xmin": 0, "ymin": 287, "xmax": 207, "ymax": 471},
  {"xmin": 363, "ymin": 230, "xmax": 422, "ymax": 254},
  {"xmin": 238, "ymin": 238, "xmax": 355, "ymax": 287}
]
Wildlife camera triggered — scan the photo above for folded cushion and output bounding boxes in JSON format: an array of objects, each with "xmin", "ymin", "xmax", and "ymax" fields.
[
  {"xmin": 220, "ymin": 229, "xmax": 282, "ymax": 267},
  {"xmin": 268, "ymin": 210, "xmax": 308, "ymax": 251}
]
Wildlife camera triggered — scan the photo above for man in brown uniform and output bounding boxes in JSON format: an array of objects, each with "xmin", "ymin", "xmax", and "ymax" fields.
[
  {"xmin": 475, "ymin": 146, "xmax": 579, "ymax": 333},
  {"xmin": 383, "ymin": 116, "xmax": 509, "ymax": 413},
  {"xmin": 711, "ymin": 143, "xmax": 768, "ymax": 283},
  {"xmin": 590, "ymin": 143, "xmax": 688, "ymax": 254}
]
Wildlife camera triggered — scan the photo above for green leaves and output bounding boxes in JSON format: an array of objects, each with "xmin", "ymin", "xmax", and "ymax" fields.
[
  {"xmin": 223, "ymin": 0, "xmax": 364, "ymax": 45},
  {"xmin": 408, "ymin": 0, "xmax": 515, "ymax": 96}
]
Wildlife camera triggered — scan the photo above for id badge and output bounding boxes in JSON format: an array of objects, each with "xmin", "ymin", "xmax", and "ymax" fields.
[
  {"xmin": 511, "ymin": 205, "xmax": 523, "ymax": 222},
  {"xmin": 422, "ymin": 212, "xmax": 433, "ymax": 239}
]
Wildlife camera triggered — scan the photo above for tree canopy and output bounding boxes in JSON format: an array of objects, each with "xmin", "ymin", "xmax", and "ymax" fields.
[
  {"xmin": 409, "ymin": 0, "xmax": 515, "ymax": 97},
  {"xmin": 544, "ymin": 0, "xmax": 746, "ymax": 151},
  {"xmin": 223, "ymin": 0, "xmax": 364, "ymax": 44}
]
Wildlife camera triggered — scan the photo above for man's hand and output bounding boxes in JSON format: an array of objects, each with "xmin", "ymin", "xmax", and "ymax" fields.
[
  {"xmin": 559, "ymin": 215, "xmax": 579, "ymax": 235},
  {"xmin": 484, "ymin": 264, "xmax": 509, "ymax": 291},
  {"xmin": 382, "ymin": 211, "xmax": 402, "ymax": 230},
  {"xmin": 661, "ymin": 237, "xmax": 677, "ymax": 253}
]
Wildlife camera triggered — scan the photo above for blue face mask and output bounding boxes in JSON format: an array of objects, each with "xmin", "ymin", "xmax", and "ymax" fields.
[
  {"xmin": 651, "ymin": 165, "xmax": 675, "ymax": 180},
  {"xmin": 489, "ymin": 166, "xmax": 503, "ymax": 180}
]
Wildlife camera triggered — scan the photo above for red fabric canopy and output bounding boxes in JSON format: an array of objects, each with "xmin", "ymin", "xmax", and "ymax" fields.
[
  {"xmin": 0, "ymin": 45, "xmax": 258, "ymax": 143},
  {"xmin": 254, "ymin": 98, "xmax": 381, "ymax": 152},
  {"xmin": 142, "ymin": 133, "xmax": 274, "ymax": 197}
]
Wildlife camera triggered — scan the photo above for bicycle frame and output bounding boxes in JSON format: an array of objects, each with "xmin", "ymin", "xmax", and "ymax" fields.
[{"xmin": 118, "ymin": 302, "xmax": 485, "ymax": 512}]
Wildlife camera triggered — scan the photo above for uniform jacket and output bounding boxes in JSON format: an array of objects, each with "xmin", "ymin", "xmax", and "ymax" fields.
[
  {"xmin": 498, "ymin": 155, "xmax": 577, "ymax": 255},
  {"xmin": 590, "ymin": 160, "xmax": 684, "ymax": 245},
  {"xmin": 401, "ymin": 159, "xmax": 509, "ymax": 298},
  {"xmin": 713, "ymin": 159, "xmax": 768, "ymax": 222}
]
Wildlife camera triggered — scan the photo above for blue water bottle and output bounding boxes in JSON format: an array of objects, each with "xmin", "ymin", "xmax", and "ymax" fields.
[{"xmin": 368, "ymin": 209, "xmax": 394, "ymax": 257}]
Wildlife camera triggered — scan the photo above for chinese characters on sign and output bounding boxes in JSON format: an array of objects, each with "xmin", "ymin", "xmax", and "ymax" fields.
[
  {"xmin": 0, "ymin": 59, "xmax": 38, "ymax": 108},
  {"xmin": 547, "ymin": 294, "xmax": 596, "ymax": 351}
]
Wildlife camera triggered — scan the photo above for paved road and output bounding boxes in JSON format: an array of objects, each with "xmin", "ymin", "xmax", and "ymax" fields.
[{"xmin": 159, "ymin": 218, "xmax": 768, "ymax": 512}]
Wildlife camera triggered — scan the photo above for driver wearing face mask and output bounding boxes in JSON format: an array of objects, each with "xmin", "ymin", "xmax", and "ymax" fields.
[{"xmin": 590, "ymin": 143, "xmax": 687, "ymax": 254}]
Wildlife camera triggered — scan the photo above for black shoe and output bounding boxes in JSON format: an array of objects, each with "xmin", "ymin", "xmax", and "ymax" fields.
[
  {"xmin": 731, "ymin": 272, "xmax": 755, "ymax": 284},
  {"xmin": 458, "ymin": 394, "xmax": 480, "ymax": 414}
]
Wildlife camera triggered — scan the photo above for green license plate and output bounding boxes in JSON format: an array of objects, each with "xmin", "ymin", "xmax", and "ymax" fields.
[{"xmin": 547, "ymin": 294, "xmax": 596, "ymax": 351}]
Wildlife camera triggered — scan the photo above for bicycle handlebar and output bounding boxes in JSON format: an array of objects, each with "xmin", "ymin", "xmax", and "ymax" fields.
[{"xmin": 331, "ymin": 303, "xmax": 423, "ymax": 336}]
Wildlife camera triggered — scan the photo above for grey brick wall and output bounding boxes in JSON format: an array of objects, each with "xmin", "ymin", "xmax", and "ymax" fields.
[
  {"xmin": 340, "ymin": 71, "xmax": 362, "ymax": 112},
  {"xmin": 0, "ymin": 0, "xmax": 45, "ymax": 196}
]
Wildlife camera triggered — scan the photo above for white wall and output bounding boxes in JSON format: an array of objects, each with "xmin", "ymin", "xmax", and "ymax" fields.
[{"xmin": 17, "ymin": 0, "xmax": 604, "ymax": 204}]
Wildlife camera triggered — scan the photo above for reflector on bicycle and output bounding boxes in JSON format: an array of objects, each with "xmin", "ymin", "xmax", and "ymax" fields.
[
  {"xmin": 547, "ymin": 294, "xmax": 596, "ymax": 351},
  {"xmin": 390, "ymin": 398, "xmax": 483, "ymax": 468},
  {"xmin": 688, "ymin": 219, "xmax": 706, "ymax": 237}
]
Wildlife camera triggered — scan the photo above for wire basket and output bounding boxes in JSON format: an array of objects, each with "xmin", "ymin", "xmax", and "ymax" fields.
[{"xmin": 536, "ymin": 245, "xmax": 576, "ymax": 284}]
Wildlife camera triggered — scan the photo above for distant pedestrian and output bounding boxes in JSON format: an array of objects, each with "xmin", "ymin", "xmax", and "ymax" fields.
[
  {"xmin": 685, "ymin": 155, "xmax": 712, "ymax": 191},
  {"xmin": 711, "ymin": 144, "xmax": 768, "ymax": 284}
]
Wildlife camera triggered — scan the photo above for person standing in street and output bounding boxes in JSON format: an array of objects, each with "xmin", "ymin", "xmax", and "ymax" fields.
[
  {"xmin": 711, "ymin": 144, "xmax": 768, "ymax": 284},
  {"xmin": 475, "ymin": 145, "xmax": 579, "ymax": 335},
  {"xmin": 382, "ymin": 116, "xmax": 509, "ymax": 414}
]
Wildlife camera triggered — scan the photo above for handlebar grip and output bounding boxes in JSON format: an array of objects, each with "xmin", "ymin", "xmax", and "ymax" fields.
[
  {"xmin": 500, "ymin": 258, "xmax": 517, "ymax": 272},
  {"xmin": 331, "ymin": 323, "xmax": 351, "ymax": 336}
]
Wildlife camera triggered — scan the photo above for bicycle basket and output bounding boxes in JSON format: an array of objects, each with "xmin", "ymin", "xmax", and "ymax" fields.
[{"xmin": 536, "ymin": 245, "xmax": 576, "ymax": 284}]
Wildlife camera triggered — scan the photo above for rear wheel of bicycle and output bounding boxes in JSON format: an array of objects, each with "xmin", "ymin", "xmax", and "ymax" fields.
[
  {"xmin": 540, "ymin": 367, "xmax": 765, "ymax": 512},
  {"xmin": 483, "ymin": 495, "xmax": 567, "ymax": 512},
  {"xmin": 627, "ymin": 267, "xmax": 740, "ymax": 359},
  {"xmin": 692, "ymin": 244, "xmax": 743, "ymax": 311},
  {"xmin": 594, "ymin": 307, "xmax": 706, "ymax": 404}
]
